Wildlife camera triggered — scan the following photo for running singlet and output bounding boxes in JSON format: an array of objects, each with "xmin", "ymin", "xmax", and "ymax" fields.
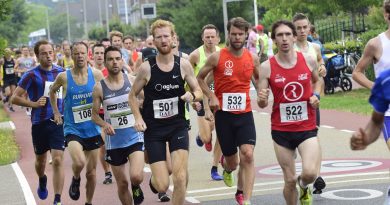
[
  {"xmin": 101, "ymin": 73, "xmax": 144, "ymax": 150},
  {"xmin": 294, "ymin": 42, "xmax": 317, "ymax": 60},
  {"xmin": 63, "ymin": 67, "xmax": 100, "ymax": 138},
  {"xmin": 3, "ymin": 57, "xmax": 16, "ymax": 79},
  {"xmin": 194, "ymin": 45, "xmax": 221, "ymax": 77},
  {"xmin": 373, "ymin": 32, "xmax": 390, "ymax": 116},
  {"xmin": 214, "ymin": 48, "xmax": 253, "ymax": 114},
  {"xmin": 370, "ymin": 69, "xmax": 390, "ymax": 113},
  {"xmin": 142, "ymin": 56, "xmax": 186, "ymax": 130},
  {"xmin": 269, "ymin": 52, "xmax": 316, "ymax": 131},
  {"xmin": 18, "ymin": 65, "xmax": 64, "ymax": 125},
  {"xmin": 18, "ymin": 57, "xmax": 35, "ymax": 71},
  {"xmin": 63, "ymin": 57, "xmax": 74, "ymax": 70},
  {"xmin": 132, "ymin": 51, "xmax": 139, "ymax": 63},
  {"xmin": 99, "ymin": 67, "xmax": 108, "ymax": 115}
]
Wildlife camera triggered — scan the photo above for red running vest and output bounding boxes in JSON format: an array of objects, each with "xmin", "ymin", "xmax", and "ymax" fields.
[
  {"xmin": 269, "ymin": 52, "xmax": 316, "ymax": 131},
  {"xmin": 214, "ymin": 48, "xmax": 254, "ymax": 114}
]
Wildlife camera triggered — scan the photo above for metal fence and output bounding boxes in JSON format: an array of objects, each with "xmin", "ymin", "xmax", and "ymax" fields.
[{"xmin": 316, "ymin": 14, "xmax": 366, "ymax": 43}]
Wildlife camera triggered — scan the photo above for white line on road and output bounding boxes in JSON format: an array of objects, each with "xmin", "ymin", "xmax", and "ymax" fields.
[
  {"xmin": 340, "ymin": 129, "xmax": 355, "ymax": 133},
  {"xmin": 9, "ymin": 121, "xmax": 16, "ymax": 130},
  {"xmin": 11, "ymin": 162, "xmax": 36, "ymax": 205},
  {"xmin": 187, "ymin": 171, "xmax": 389, "ymax": 194},
  {"xmin": 320, "ymin": 125, "xmax": 335, "ymax": 129}
]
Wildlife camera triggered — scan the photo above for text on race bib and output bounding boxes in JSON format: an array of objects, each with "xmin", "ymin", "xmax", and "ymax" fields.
[
  {"xmin": 72, "ymin": 103, "xmax": 92, "ymax": 123},
  {"xmin": 43, "ymin": 81, "xmax": 63, "ymax": 99},
  {"xmin": 5, "ymin": 67, "xmax": 14, "ymax": 75},
  {"xmin": 109, "ymin": 111, "xmax": 135, "ymax": 129},
  {"xmin": 280, "ymin": 101, "xmax": 308, "ymax": 123},
  {"xmin": 222, "ymin": 93, "xmax": 246, "ymax": 111},
  {"xmin": 153, "ymin": 97, "xmax": 179, "ymax": 119}
]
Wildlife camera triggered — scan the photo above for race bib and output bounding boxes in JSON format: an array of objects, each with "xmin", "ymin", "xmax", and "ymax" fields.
[
  {"xmin": 222, "ymin": 93, "xmax": 246, "ymax": 111},
  {"xmin": 110, "ymin": 111, "xmax": 135, "ymax": 129},
  {"xmin": 153, "ymin": 97, "xmax": 179, "ymax": 119},
  {"xmin": 43, "ymin": 81, "xmax": 63, "ymax": 99},
  {"xmin": 5, "ymin": 67, "xmax": 14, "ymax": 74},
  {"xmin": 72, "ymin": 103, "xmax": 92, "ymax": 123},
  {"xmin": 280, "ymin": 101, "xmax": 308, "ymax": 123}
]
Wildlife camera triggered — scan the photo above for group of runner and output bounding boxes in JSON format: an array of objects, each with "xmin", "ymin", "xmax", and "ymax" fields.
[{"xmin": 2, "ymin": 0, "xmax": 390, "ymax": 204}]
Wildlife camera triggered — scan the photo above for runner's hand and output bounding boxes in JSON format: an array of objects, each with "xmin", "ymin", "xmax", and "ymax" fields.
[
  {"xmin": 204, "ymin": 109, "xmax": 214, "ymax": 122},
  {"xmin": 258, "ymin": 88, "xmax": 269, "ymax": 102},
  {"xmin": 209, "ymin": 95, "xmax": 220, "ymax": 112},
  {"xmin": 134, "ymin": 118, "xmax": 147, "ymax": 132},
  {"xmin": 180, "ymin": 91, "xmax": 193, "ymax": 103},
  {"xmin": 191, "ymin": 102, "xmax": 202, "ymax": 112},
  {"xmin": 103, "ymin": 123, "xmax": 115, "ymax": 135},
  {"xmin": 350, "ymin": 128, "xmax": 367, "ymax": 150},
  {"xmin": 318, "ymin": 64, "xmax": 327, "ymax": 77},
  {"xmin": 309, "ymin": 95, "xmax": 320, "ymax": 109},
  {"xmin": 53, "ymin": 112, "xmax": 63, "ymax": 125},
  {"xmin": 34, "ymin": 96, "xmax": 47, "ymax": 108}
]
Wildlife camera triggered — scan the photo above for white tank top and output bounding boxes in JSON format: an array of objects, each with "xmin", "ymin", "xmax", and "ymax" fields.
[
  {"xmin": 374, "ymin": 32, "xmax": 390, "ymax": 116},
  {"xmin": 374, "ymin": 33, "xmax": 390, "ymax": 77}
]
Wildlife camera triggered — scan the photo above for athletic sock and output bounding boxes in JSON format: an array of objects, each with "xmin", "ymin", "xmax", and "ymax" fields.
[
  {"xmin": 39, "ymin": 175, "xmax": 47, "ymax": 189},
  {"xmin": 54, "ymin": 194, "xmax": 61, "ymax": 202},
  {"xmin": 236, "ymin": 189, "xmax": 243, "ymax": 196},
  {"xmin": 211, "ymin": 166, "xmax": 218, "ymax": 172}
]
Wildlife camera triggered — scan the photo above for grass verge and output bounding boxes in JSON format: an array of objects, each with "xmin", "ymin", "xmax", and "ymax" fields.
[
  {"xmin": 321, "ymin": 88, "xmax": 373, "ymax": 116},
  {"xmin": 0, "ymin": 104, "xmax": 19, "ymax": 165}
]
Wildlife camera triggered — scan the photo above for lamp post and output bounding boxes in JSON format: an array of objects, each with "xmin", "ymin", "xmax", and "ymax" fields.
[
  {"xmin": 82, "ymin": 0, "xmax": 88, "ymax": 38},
  {"xmin": 66, "ymin": 0, "xmax": 71, "ymax": 42},
  {"xmin": 105, "ymin": 0, "xmax": 112, "ymax": 36},
  {"xmin": 46, "ymin": 7, "xmax": 51, "ymax": 42}
]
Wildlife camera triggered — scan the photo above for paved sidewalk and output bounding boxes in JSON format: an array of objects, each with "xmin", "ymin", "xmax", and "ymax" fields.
[{"xmin": 0, "ymin": 164, "xmax": 26, "ymax": 205}]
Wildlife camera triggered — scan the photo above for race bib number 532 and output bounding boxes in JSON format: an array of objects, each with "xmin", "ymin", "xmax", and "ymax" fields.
[
  {"xmin": 279, "ymin": 101, "xmax": 308, "ymax": 123},
  {"xmin": 222, "ymin": 93, "xmax": 246, "ymax": 111}
]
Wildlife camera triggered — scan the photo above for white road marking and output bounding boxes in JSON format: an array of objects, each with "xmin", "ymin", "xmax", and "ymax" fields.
[
  {"xmin": 9, "ymin": 121, "xmax": 16, "ymax": 130},
  {"xmin": 320, "ymin": 125, "xmax": 335, "ymax": 129},
  {"xmin": 340, "ymin": 129, "xmax": 355, "ymax": 133},
  {"xmin": 11, "ymin": 162, "xmax": 36, "ymax": 205}
]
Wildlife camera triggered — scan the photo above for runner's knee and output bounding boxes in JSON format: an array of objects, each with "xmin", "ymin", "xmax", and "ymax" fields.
[{"xmin": 130, "ymin": 172, "xmax": 143, "ymax": 185}]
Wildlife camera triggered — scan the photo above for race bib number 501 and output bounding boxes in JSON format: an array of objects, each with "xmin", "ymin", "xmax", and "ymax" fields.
[
  {"xmin": 279, "ymin": 101, "xmax": 308, "ymax": 123},
  {"xmin": 153, "ymin": 97, "xmax": 179, "ymax": 119}
]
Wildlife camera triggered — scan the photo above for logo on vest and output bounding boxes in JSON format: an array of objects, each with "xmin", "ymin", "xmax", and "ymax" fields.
[
  {"xmin": 275, "ymin": 74, "xmax": 286, "ymax": 83},
  {"xmin": 155, "ymin": 84, "xmax": 180, "ymax": 91},
  {"xmin": 298, "ymin": 73, "xmax": 308, "ymax": 81},
  {"xmin": 224, "ymin": 60, "xmax": 233, "ymax": 76},
  {"xmin": 283, "ymin": 82, "xmax": 304, "ymax": 101}
]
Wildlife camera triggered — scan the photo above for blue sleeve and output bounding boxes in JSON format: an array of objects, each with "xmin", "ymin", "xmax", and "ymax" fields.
[
  {"xmin": 18, "ymin": 71, "xmax": 32, "ymax": 92},
  {"xmin": 369, "ymin": 74, "xmax": 390, "ymax": 113}
]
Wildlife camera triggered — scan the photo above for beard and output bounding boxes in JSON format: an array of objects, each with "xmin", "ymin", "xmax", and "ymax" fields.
[
  {"xmin": 157, "ymin": 45, "xmax": 172, "ymax": 55},
  {"xmin": 107, "ymin": 67, "xmax": 121, "ymax": 75},
  {"xmin": 230, "ymin": 41, "xmax": 245, "ymax": 50}
]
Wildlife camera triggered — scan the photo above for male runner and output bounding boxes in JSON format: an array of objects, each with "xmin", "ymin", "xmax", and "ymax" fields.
[
  {"xmin": 58, "ymin": 42, "xmax": 74, "ymax": 70},
  {"xmin": 1, "ymin": 48, "xmax": 17, "ymax": 111},
  {"xmin": 353, "ymin": 0, "xmax": 390, "ymax": 150},
  {"xmin": 197, "ymin": 17, "xmax": 260, "ymax": 205},
  {"xmin": 109, "ymin": 31, "xmax": 132, "ymax": 73},
  {"xmin": 92, "ymin": 43, "xmax": 113, "ymax": 185},
  {"xmin": 189, "ymin": 24, "xmax": 224, "ymax": 181},
  {"xmin": 257, "ymin": 20, "xmax": 321, "ymax": 205},
  {"xmin": 49, "ymin": 42, "xmax": 104, "ymax": 205},
  {"xmin": 11, "ymin": 40, "xmax": 65, "ymax": 205},
  {"xmin": 129, "ymin": 19, "xmax": 202, "ymax": 205},
  {"xmin": 92, "ymin": 46, "xmax": 145, "ymax": 205},
  {"xmin": 293, "ymin": 13, "xmax": 327, "ymax": 194}
]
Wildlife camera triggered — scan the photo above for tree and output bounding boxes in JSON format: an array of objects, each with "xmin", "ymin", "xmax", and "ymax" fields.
[
  {"xmin": 158, "ymin": 0, "xmax": 254, "ymax": 48},
  {"xmin": 0, "ymin": 0, "xmax": 28, "ymax": 47},
  {"xmin": 49, "ymin": 13, "xmax": 83, "ymax": 43},
  {"xmin": 0, "ymin": 0, "xmax": 12, "ymax": 20}
]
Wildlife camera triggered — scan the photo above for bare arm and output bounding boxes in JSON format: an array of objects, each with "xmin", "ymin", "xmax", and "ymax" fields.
[
  {"xmin": 11, "ymin": 86, "xmax": 46, "ymax": 108},
  {"xmin": 251, "ymin": 53, "xmax": 261, "ymax": 92},
  {"xmin": 257, "ymin": 60, "xmax": 271, "ymax": 108},
  {"xmin": 351, "ymin": 111, "xmax": 384, "ymax": 150},
  {"xmin": 259, "ymin": 38, "xmax": 265, "ymax": 55},
  {"xmin": 188, "ymin": 49, "xmax": 200, "ymax": 69},
  {"xmin": 49, "ymin": 72, "xmax": 66, "ymax": 124},
  {"xmin": 181, "ymin": 58, "xmax": 202, "ymax": 102},
  {"xmin": 313, "ymin": 43, "xmax": 326, "ymax": 77},
  {"xmin": 128, "ymin": 62, "xmax": 150, "ymax": 132},
  {"xmin": 352, "ymin": 38, "xmax": 378, "ymax": 89}
]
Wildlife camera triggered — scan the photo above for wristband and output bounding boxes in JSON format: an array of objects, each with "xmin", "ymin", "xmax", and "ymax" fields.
[
  {"xmin": 190, "ymin": 92, "xmax": 196, "ymax": 101},
  {"xmin": 313, "ymin": 92, "xmax": 320, "ymax": 100}
]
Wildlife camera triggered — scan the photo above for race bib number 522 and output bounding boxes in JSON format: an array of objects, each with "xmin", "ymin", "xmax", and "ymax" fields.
[{"xmin": 279, "ymin": 101, "xmax": 308, "ymax": 123}]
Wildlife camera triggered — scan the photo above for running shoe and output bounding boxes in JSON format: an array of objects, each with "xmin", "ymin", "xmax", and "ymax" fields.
[
  {"xmin": 132, "ymin": 185, "xmax": 144, "ymax": 205},
  {"xmin": 235, "ymin": 193, "xmax": 244, "ymax": 205},
  {"xmin": 211, "ymin": 168, "xmax": 223, "ymax": 181},
  {"xmin": 37, "ymin": 175, "xmax": 48, "ymax": 200},
  {"xmin": 9, "ymin": 106, "xmax": 15, "ymax": 112},
  {"xmin": 53, "ymin": 202, "xmax": 62, "ymax": 205},
  {"xmin": 158, "ymin": 192, "xmax": 170, "ymax": 202},
  {"xmin": 299, "ymin": 185, "xmax": 313, "ymax": 205},
  {"xmin": 205, "ymin": 141, "xmax": 212, "ymax": 152},
  {"xmin": 196, "ymin": 135, "xmax": 204, "ymax": 147},
  {"xmin": 222, "ymin": 170, "xmax": 234, "ymax": 187},
  {"xmin": 313, "ymin": 176, "xmax": 326, "ymax": 194},
  {"xmin": 103, "ymin": 172, "xmax": 112, "ymax": 185},
  {"xmin": 243, "ymin": 201, "xmax": 252, "ymax": 205},
  {"xmin": 69, "ymin": 176, "xmax": 80, "ymax": 200}
]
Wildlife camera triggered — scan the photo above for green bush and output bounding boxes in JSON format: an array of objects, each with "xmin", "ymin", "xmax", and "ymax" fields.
[{"xmin": 323, "ymin": 40, "xmax": 363, "ymax": 53}]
